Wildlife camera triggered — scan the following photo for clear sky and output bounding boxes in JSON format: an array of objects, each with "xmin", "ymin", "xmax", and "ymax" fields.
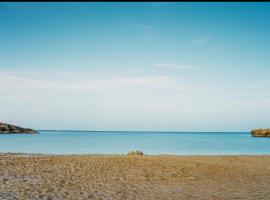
[{"xmin": 0, "ymin": 2, "xmax": 270, "ymax": 131}]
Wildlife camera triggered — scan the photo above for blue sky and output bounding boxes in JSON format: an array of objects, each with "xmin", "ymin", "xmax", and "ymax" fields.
[{"xmin": 0, "ymin": 2, "xmax": 270, "ymax": 131}]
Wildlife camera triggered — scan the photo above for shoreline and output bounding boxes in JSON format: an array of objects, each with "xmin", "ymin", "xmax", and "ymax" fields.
[
  {"xmin": 1, "ymin": 154, "xmax": 270, "ymax": 199},
  {"xmin": 1, "ymin": 152, "xmax": 270, "ymax": 156},
  {"xmin": 1, "ymin": 152, "xmax": 270, "ymax": 157}
]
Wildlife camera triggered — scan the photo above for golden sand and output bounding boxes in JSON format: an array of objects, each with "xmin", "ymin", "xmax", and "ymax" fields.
[{"xmin": 1, "ymin": 154, "xmax": 270, "ymax": 199}]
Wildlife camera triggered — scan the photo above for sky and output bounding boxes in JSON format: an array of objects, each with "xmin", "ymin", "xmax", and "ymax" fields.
[{"xmin": 0, "ymin": 2, "xmax": 270, "ymax": 131}]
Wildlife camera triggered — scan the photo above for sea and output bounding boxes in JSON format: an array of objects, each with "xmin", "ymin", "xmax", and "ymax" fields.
[{"xmin": 0, "ymin": 131, "xmax": 269, "ymax": 155}]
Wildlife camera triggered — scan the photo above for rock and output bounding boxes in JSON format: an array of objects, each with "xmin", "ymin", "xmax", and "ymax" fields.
[
  {"xmin": 0, "ymin": 122, "xmax": 38, "ymax": 134},
  {"xmin": 251, "ymin": 129, "xmax": 270, "ymax": 137},
  {"xmin": 127, "ymin": 150, "xmax": 144, "ymax": 156}
]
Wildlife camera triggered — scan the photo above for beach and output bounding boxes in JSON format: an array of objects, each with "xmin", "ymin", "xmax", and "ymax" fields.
[{"xmin": 1, "ymin": 154, "xmax": 270, "ymax": 199}]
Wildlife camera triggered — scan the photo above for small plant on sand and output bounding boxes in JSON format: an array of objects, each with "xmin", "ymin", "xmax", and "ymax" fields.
[{"xmin": 127, "ymin": 150, "xmax": 144, "ymax": 156}]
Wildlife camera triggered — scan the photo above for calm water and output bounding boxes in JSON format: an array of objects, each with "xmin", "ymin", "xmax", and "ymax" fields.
[{"xmin": 0, "ymin": 131, "xmax": 270, "ymax": 155}]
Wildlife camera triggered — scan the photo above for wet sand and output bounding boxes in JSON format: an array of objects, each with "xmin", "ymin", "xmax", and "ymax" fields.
[{"xmin": 1, "ymin": 154, "xmax": 270, "ymax": 199}]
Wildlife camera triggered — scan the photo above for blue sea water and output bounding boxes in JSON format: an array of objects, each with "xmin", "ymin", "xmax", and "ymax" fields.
[{"xmin": 0, "ymin": 131, "xmax": 269, "ymax": 155}]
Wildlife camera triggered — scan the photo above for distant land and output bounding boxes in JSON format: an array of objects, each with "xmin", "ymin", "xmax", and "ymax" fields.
[
  {"xmin": 1, "ymin": 122, "xmax": 269, "ymax": 137},
  {"xmin": 251, "ymin": 129, "xmax": 270, "ymax": 137},
  {"xmin": 0, "ymin": 122, "xmax": 38, "ymax": 134}
]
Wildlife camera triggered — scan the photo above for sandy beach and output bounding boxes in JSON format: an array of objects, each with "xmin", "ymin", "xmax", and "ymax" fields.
[{"xmin": 1, "ymin": 154, "xmax": 270, "ymax": 200}]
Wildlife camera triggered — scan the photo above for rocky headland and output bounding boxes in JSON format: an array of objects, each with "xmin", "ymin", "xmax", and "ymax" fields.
[
  {"xmin": 0, "ymin": 122, "xmax": 38, "ymax": 134},
  {"xmin": 251, "ymin": 129, "xmax": 270, "ymax": 137}
]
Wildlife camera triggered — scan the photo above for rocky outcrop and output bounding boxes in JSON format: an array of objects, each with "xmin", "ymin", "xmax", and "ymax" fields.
[
  {"xmin": 251, "ymin": 129, "xmax": 270, "ymax": 137},
  {"xmin": 0, "ymin": 122, "xmax": 38, "ymax": 134}
]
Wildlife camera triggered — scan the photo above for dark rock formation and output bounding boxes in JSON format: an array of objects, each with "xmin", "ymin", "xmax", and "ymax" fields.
[
  {"xmin": 0, "ymin": 122, "xmax": 38, "ymax": 134},
  {"xmin": 251, "ymin": 129, "xmax": 270, "ymax": 137},
  {"xmin": 127, "ymin": 150, "xmax": 144, "ymax": 156}
]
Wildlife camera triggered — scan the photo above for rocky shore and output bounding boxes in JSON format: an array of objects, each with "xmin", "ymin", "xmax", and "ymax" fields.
[
  {"xmin": 251, "ymin": 129, "xmax": 270, "ymax": 137},
  {"xmin": 0, "ymin": 122, "xmax": 38, "ymax": 134}
]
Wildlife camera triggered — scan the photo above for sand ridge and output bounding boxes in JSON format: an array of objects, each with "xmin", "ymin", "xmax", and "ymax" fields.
[{"xmin": 1, "ymin": 154, "xmax": 270, "ymax": 199}]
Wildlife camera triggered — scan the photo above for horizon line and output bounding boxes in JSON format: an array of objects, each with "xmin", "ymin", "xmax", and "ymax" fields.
[{"xmin": 38, "ymin": 130, "xmax": 250, "ymax": 133}]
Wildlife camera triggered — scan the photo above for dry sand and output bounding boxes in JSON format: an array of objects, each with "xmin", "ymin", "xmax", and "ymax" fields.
[{"xmin": 1, "ymin": 154, "xmax": 270, "ymax": 200}]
